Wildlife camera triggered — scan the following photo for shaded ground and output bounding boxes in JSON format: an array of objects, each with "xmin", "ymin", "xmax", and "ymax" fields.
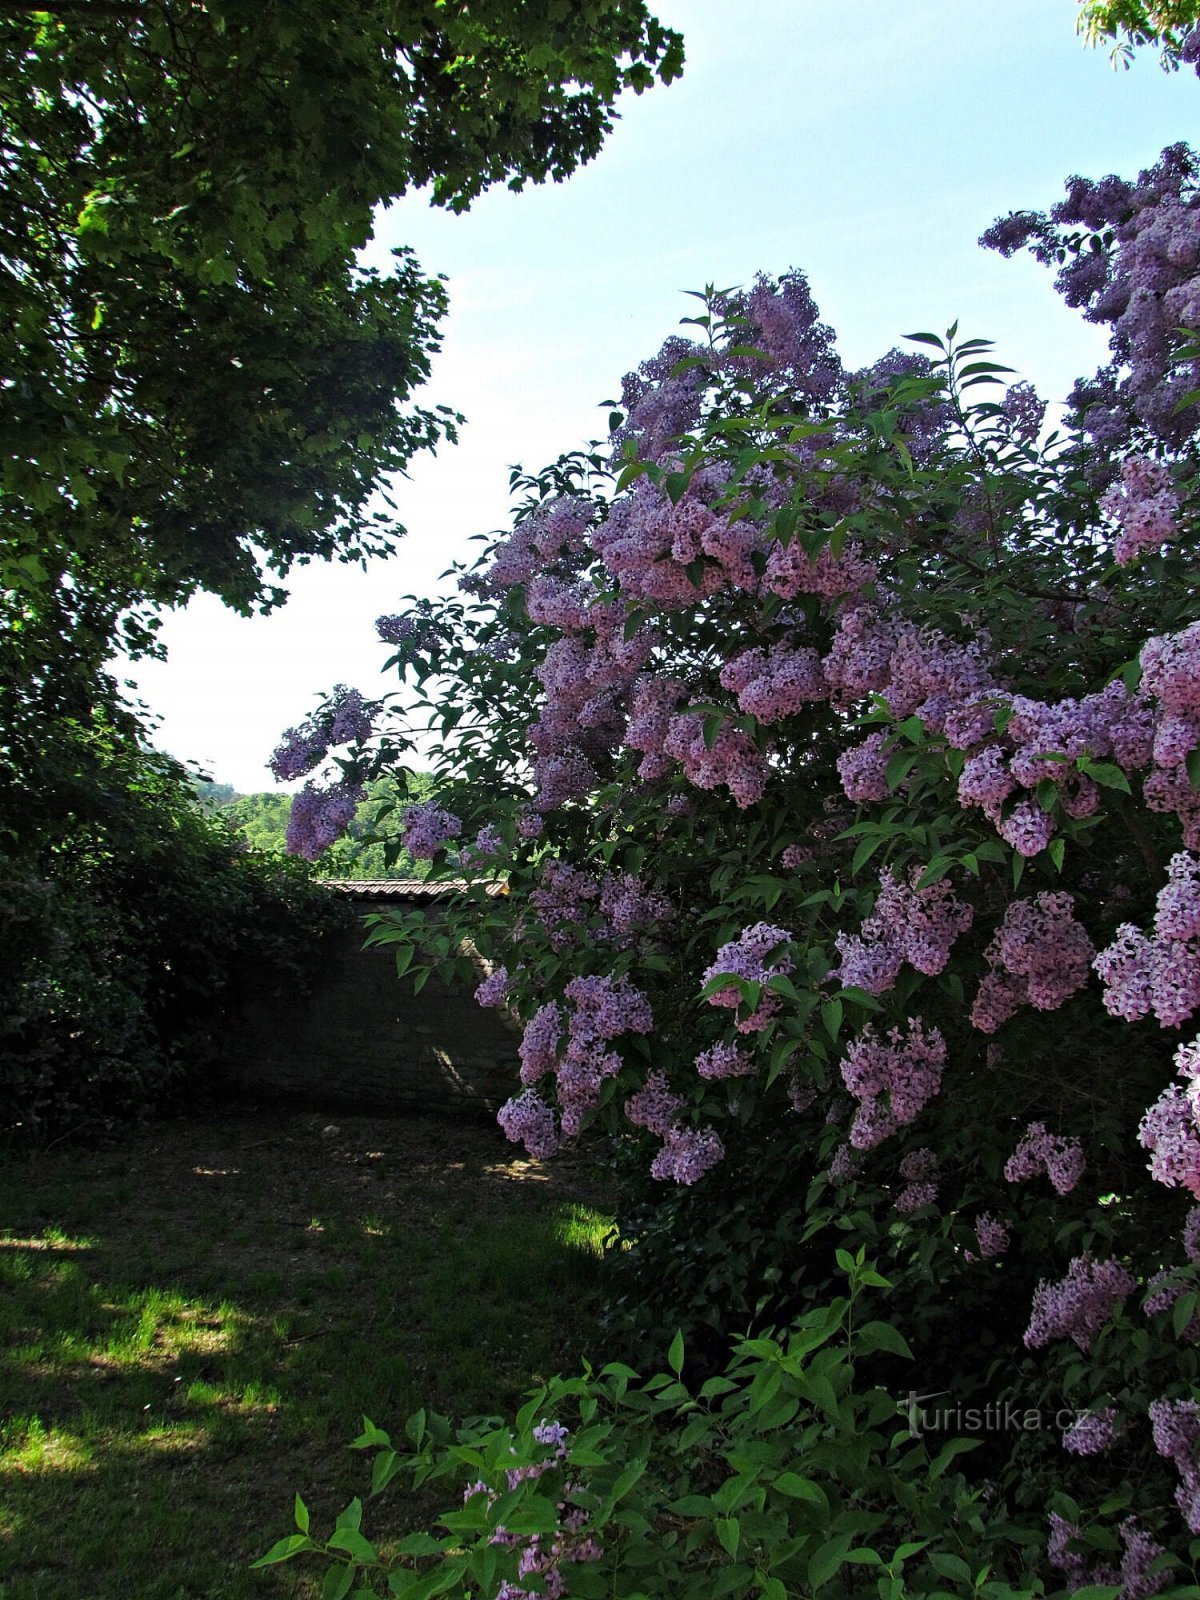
[{"xmin": 0, "ymin": 1109, "xmax": 615, "ymax": 1600}]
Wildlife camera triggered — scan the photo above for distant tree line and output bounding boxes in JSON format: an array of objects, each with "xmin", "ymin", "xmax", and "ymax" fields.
[{"xmin": 192, "ymin": 775, "xmax": 435, "ymax": 880}]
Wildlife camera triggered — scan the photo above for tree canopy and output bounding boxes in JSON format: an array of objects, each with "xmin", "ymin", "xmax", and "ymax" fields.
[{"xmin": 0, "ymin": 0, "xmax": 683, "ymax": 670}]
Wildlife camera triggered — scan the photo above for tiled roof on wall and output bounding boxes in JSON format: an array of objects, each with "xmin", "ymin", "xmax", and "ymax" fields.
[{"xmin": 323, "ymin": 879, "xmax": 507, "ymax": 899}]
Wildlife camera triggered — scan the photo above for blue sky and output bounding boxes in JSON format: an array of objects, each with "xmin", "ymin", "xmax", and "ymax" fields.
[{"xmin": 124, "ymin": 1, "xmax": 1198, "ymax": 793}]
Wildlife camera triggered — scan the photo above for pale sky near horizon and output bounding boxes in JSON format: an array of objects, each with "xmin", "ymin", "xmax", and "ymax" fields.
[{"xmin": 122, "ymin": 0, "xmax": 1199, "ymax": 794}]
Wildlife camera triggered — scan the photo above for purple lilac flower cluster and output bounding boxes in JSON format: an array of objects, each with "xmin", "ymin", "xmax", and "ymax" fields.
[
  {"xmin": 478, "ymin": 496, "xmax": 595, "ymax": 593},
  {"xmin": 285, "ymin": 778, "xmax": 365, "ymax": 860},
  {"xmin": 971, "ymin": 893, "xmax": 1094, "ymax": 1032},
  {"xmin": 719, "ymin": 642, "xmax": 827, "ymax": 723},
  {"xmin": 497, "ymin": 1089, "xmax": 560, "ymax": 1160},
  {"xmin": 1024, "ymin": 1254, "xmax": 1136, "ymax": 1351},
  {"xmin": 1047, "ymin": 1512, "xmax": 1167, "ymax": 1600},
  {"xmin": 376, "ymin": 611, "xmax": 445, "ymax": 653},
  {"xmin": 733, "ymin": 271, "xmax": 843, "ymax": 399},
  {"xmin": 694, "ymin": 1041, "xmax": 756, "ymax": 1080},
  {"xmin": 1004, "ymin": 1122, "xmax": 1086, "ymax": 1196},
  {"xmin": 1138, "ymin": 1036, "xmax": 1200, "ymax": 1197},
  {"xmin": 999, "ymin": 380, "xmax": 1047, "ymax": 442},
  {"xmin": 1140, "ymin": 630, "xmax": 1200, "ymax": 846},
  {"xmin": 401, "ymin": 800, "xmax": 462, "ymax": 860},
  {"xmin": 701, "ymin": 923, "xmax": 794, "ymax": 1033},
  {"xmin": 555, "ymin": 974, "xmax": 654, "ymax": 1136},
  {"xmin": 1150, "ymin": 1397, "xmax": 1200, "ymax": 1534},
  {"xmin": 1095, "ymin": 855, "xmax": 1200, "ymax": 1026},
  {"xmin": 982, "ymin": 143, "xmax": 1200, "ymax": 452},
  {"xmin": 597, "ymin": 872, "xmax": 673, "ymax": 947},
  {"xmin": 458, "ymin": 824, "xmax": 503, "ymax": 865},
  {"xmin": 528, "ymin": 860, "xmax": 601, "ymax": 952},
  {"xmin": 895, "ymin": 1147, "xmax": 939, "ymax": 1213},
  {"xmin": 1101, "ymin": 455, "xmax": 1181, "ymax": 564},
  {"xmin": 834, "ymin": 866, "xmax": 974, "ymax": 996},
  {"xmin": 828, "ymin": 1143, "xmax": 862, "ymax": 1185},
  {"xmin": 271, "ymin": 685, "xmax": 374, "ymax": 782},
  {"xmin": 840, "ymin": 1018, "xmax": 947, "ymax": 1149},
  {"xmin": 1186, "ymin": 1205, "xmax": 1200, "ymax": 1263},
  {"xmin": 1062, "ymin": 1406, "xmax": 1120, "ymax": 1456},
  {"xmin": 624, "ymin": 1070, "xmax": 724, "ymax": 1184},
  {"xmin": 510, "ymin": 977, "xmax": 654, "ymax": 1146},
  {"xmin": 610, "ymin": 336, "xmax": 710, "ymax": 465},
  {"xmin": 475, "ymin": 967, "xmax": 510, "ymax": 1009},
  {"xmin": 973, "ymin": 1213, "xmax": 1011, "ymax": 1260},
  {"xmin": 661, "ymin": 703, "xmax": 771, "ymax": 808}
]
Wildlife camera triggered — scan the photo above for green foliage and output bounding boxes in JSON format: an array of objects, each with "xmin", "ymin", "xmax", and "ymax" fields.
[
  {"xmin": 1, "ymin": 724, "xmax": 350, "ymax": 1140},
  {"xmin": 1076, "ymin": 0, "xmax": 1200, "ymax": 63},
  {"xmin": 0, "ymin": 0, "xmax": 683, "ymax": 1127},
  {"xmin": 201, "ymin": 773, "xmax": 436, "ymax": 878},
  {"xmin": 258, "ymin": 1263, "xmax": 1090, "ymax": 1600},
  {"xmin": 0, "ymin": 0, "xmax": 682, "ymax": 668}
]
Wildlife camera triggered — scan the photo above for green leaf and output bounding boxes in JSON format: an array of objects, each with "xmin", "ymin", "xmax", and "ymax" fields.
[
  {"xmin": 336, "ymin": 1498, "xmax": 363, "ymax": 1533},
  {"xmin": 808, "ymin": 1535, "xmax": 853, "ymax": 1590},
  {"xmin": 668, "ymin": 1329, "xmax": 685, "ymax": 1375},
  {"xmin": 323, "ymin": 1566, "xmax": 355, "ymax": 1600},
  {"xmin": 1173, "ymin": 1291, "xmax": 1199, "ymax": 1338},
  {"xmin": 930, "ymin": 1553, "xmax": 973, "ymax": 1582},
  {"xmin": 1189, "ymin": 746, "xmax": 1200, "ymax": 793},
  {"xmin": 772, "ymin": 1473, "xmax": 827, "ymax": 1506},
  {"xmin": 1078, "ymin": 759, "xmax": 1131, "ymax": 794},
  {"xmin": 717, "ymin": 1517, "xmax": 741, "ymax": 1557},
  {"xmin": 295, "ymin": 1494, "xmax": 310, "ymax": 1534},
  {"xmin": 855, "ymin": 1321, "xmax": 913, "ymax": 1359},
  {"xmin": 252, "ymin": 1534, "xmax": 316, "ymax": 1568},
  {"xmin": 327, "ymin": 1528, "xmax": 379, "ymax": 1564},
  {"xmin": 821, "ymin": 998, "xmax": 843, "ymax": 1042}
]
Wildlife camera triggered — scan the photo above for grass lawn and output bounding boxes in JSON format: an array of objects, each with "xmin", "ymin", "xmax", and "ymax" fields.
[{"xmin": 0, "ymin": 1109, "xmax": 615, "ymax": 1600}]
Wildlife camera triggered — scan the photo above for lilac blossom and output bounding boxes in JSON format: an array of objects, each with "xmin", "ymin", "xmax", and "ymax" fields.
[
  {"xmin": 475, "ymin": 967, "xmax": 510, "ymax": 1009},
  {"xmin": 518, "ymin": 1004, "xmax": 562, "ymax": 1086},
  {"xmin": 834, "ymin": 867, "xmax": 973, "ymax": 996},
  {"xmin": 401, "ymin": 800, "xmax": 462, "ymax": 859},
  {"xmin": 497, "ymin": 1091, "xmax": 561, "ymax": 1160},
  {"xmin": 285, "ymin": 778, "xmax": 364, "ymax": 860},
  {"xmin": 695, "ymin": 1041, "xmax": 756, "ymax": 1080},
  {"xmin": 1000, "ymin": 380, "xmax": 1047, "ymax": 441},
  {"xmin": 648, "ymin": 1124, "xmax": 725, "ymax": 1184},
  {"xmin": 701, "ymin": 923, "xmax": 794, "ymax": 1033},
  {"xmin": 1005, "ymin": 1122, "xmax": 1086, "ymax": 1196},
  {"xmin": 974, "ymin": 1213, "xmax": 1011, "ymax": 1259},
  {"xmin": 1185, "ymin": 1205, "xmax": 1200, "ymax": 1263},
  {"xmin": 1150, "ymin": 1396, "xmax": 1200, "ymax": 1535},
  {"xmin": 1062, "ymin": 1406, "xmax": 1120, "ymax": 1456},
  {"xmin": 719, "ymin": 643, "xmax": 827, "ymax": 723},
  {"xmin": 624, "ymin": 1071, "xmax": 685, "ymax": 1137},
  {"xmin": 1102, "ymin": 455, "xmax": 1181, "ymax": 564},
  {"xmin": 896, "ymin": 1147, "xmax": 939, "ymax": 1212},
  {"xmin": 840, "ymin": 1018, "xmax": 946, "ymax": 1149},
  {"xmin": 1024, "ymin": 1254, "xmax": 1136, "ymax": 1351}
]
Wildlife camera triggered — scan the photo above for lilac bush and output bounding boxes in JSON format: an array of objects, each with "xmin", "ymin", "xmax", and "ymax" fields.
[{"xmin": 270, "ymin": 144, "xmax": 1200, "ymax": 1588}]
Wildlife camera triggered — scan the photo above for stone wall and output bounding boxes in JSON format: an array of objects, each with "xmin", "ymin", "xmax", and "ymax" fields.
[{"xmin": 230, "ymin": 889, "xmax": 519, "ymax": 1118}]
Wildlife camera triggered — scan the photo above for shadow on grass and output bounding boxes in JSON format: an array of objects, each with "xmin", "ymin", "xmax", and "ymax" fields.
[{"xmin": 0, "ymin": 1110, "xmax": 616, "ymax": 1600}]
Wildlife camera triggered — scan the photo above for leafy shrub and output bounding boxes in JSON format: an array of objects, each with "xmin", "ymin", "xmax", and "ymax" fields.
[
  {"xmin": 1, "ymin": 719, "xmax": 351, "ymax": 1141},
  {"xmin": 267, "ymin": 119, "xmax": 1200, "ymax": 1591},
  {"xmin": 258, "ymin": 1258, "xmax": 1194, "ymax": 1600}
]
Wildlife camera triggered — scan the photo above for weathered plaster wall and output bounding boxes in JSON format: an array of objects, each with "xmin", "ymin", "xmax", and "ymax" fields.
[{"xmin": 230, "ymin": 893, "xmax": 517, "ymax": 1118}]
